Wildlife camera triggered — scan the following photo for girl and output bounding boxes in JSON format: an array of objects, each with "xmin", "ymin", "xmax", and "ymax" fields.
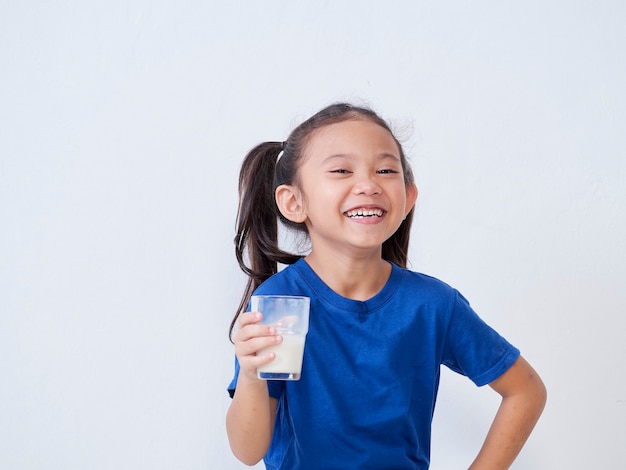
[{"xmin": 226, "ymin": 103, "xmax": 546, "ymax": 469}]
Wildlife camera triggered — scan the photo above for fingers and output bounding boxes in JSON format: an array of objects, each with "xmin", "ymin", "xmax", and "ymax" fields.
[
  {"xmin": 236, "ymin": 311, "xmax": 264, "ymax": 332},
  {"xmin": 234, "ymin": 311, "xmax": 283, "ymax": 377},
  {"xmin": 236, "ymin": 331, "xmax": 283, "ymax": 359},
  {"xmin": 235, "ymin": 312, "xmax": 275, "ymax": 341}
]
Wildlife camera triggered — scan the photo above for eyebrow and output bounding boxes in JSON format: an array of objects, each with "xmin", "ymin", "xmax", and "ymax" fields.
[{"xmin": 322, "ymin": 153, "xmax": 401, "ymax": 163}]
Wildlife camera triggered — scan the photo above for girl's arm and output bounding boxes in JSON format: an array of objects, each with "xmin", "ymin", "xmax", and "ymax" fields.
[
  {"xmin": 226, "ymin": 376, "xmax": 278, "ymax": 465},
  {"xmin": 469, "ymin": 355, "xmax": 547, "ymax": 470},
  {"xmin": 226, "ymin": 311, "xmax": 282, "ymax": 465}
]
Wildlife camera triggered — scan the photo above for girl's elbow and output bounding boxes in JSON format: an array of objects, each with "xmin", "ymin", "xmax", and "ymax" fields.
[
  {"xmin": 535, "ymin": 375, "xmax": 548, "ymax": 412},
  {"xmin": 237, "ymin": 454, "xmax": 264, "ymax": 467},
  {"xmin": 523, "ymin": 370, "xmax": 547, "ymax": 422},
  {"xmin": 229, "ymin": 441, "xmax": 266, "ymax": 467},
  {"xmin": 517, "ymin": 356, "xmax": 548, "ymax": 410},
  {"xmin": 227, "ymin": 428, "xmax": 268, "ymax": 466}
]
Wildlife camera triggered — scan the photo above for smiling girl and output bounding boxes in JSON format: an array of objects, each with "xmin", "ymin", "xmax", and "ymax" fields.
[{"xmin": 226, "ymin": 103, "xmax": 546, "ymax": 469}]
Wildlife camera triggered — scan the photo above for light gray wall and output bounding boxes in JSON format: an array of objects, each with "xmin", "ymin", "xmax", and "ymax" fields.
[{"xmin": 1, "ymin": 1, "xmax": 624, "ymax": 468}]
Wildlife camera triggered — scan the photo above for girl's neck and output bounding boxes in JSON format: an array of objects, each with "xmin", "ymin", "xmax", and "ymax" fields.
[{"xmin": 304, "ymin": 250, "xmax": 392, "ymax": 301}]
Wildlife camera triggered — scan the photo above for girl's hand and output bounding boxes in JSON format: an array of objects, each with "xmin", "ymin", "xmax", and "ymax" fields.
[{"xmin": 233, "ymin": 311, "xmax": 283, "ymax": 381}]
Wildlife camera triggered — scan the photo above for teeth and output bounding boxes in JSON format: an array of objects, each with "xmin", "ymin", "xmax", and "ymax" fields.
[{"xmin": 346, "ymin": 208, "xmax": 384, "ymax": 218}]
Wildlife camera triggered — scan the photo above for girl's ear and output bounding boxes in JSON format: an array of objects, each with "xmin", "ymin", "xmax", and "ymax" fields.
[
  {"xmin": 405, "ymin": 183, "xmax": 418, "ymax": 218},
  {"xmin": 275, "ymin": 184, "xmax": 307, "ymax": 223}
]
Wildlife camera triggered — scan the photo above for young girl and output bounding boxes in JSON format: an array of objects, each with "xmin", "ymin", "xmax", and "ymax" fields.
[{"xmin": 226, "ymin": 103, "xmax": 546, "ymax": 469}]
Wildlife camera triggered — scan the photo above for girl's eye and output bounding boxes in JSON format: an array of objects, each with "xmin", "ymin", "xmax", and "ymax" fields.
[
  {"xmin": 377, "ymin": 169, "xmax": 399, "ymax": 174},
  {"xmin": 330, "ymin": 169, "xmax": 351, "ymax": 174}
]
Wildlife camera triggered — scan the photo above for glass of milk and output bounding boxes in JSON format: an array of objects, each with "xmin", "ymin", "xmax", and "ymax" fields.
[{"xmin": 251, "ymin": 295, "xmax": 310, "ymax": 381}]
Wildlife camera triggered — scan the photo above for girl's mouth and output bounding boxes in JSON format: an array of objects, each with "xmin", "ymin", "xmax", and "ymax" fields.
[{"xmin": 344, "ymin": 208, "xmax": 384, "ymax": 218}]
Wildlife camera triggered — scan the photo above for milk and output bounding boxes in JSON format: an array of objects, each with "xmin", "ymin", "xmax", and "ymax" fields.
[
  {"xmin": 257, "ymin": 334, "xmax": 306, "ymax": 380},
  {"xmin": 251, "ymin": 295, "xmax": 310, "ymax": 380}
]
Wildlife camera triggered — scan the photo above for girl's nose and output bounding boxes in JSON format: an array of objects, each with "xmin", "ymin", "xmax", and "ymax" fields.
[{"xmin": 353, "ymin": 174, "xmax": 382, "ymax": 195}]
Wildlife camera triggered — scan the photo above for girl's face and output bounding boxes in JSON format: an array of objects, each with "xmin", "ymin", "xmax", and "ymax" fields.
[{"xmin": 288, "ymin": 119, "xmax": 417, "ymax": 259}]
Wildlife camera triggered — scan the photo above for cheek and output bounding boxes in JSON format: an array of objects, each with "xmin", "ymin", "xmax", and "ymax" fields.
[
  {"xmin": 303, "ymin": 181, "xmax": 338, "ymax": 203},
  {"xmin": 394, "ymin": 188, "xmax": 411, "ymax": 215}
]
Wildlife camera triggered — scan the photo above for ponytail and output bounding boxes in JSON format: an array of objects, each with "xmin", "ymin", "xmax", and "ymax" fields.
[{"xmin": 230, "ymin": 142, "xmax": 301, "ymax": 340}]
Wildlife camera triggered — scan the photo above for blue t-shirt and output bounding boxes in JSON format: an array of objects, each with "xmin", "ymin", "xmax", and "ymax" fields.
[{"xmin": 228, "ymin": 259, "xmax": 519, "ymax": 469}]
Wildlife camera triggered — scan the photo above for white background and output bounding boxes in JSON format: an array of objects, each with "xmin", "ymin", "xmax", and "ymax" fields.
[{"xmin": 1, "ymin": 1, "xmax": 625, "ymax": 468}]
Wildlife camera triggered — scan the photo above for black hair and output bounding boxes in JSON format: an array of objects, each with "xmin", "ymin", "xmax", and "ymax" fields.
[{"xmin": 230, "ymin": 103, "xmax": 415, "ymax": 340}]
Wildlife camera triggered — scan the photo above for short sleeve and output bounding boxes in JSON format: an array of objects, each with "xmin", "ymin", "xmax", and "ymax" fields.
[{"xmin": 442, "ymin": 290, "xmax": 520, "ymax": 386}]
